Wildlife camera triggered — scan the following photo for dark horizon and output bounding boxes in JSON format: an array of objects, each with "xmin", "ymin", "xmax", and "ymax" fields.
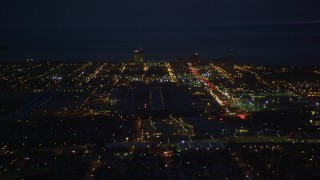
[{"xmin": 1, "ymin": 0, "xmax": 320, "ymax": 65}]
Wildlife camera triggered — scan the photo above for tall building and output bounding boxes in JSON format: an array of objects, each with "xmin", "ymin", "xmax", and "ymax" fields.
[
  {"xmin": 134, "ymin": 48, "xmax": 144, "ymax": 62},
  {"xmin": 190, "ymin": 52, "xmax": 200, "ymax": 63}
]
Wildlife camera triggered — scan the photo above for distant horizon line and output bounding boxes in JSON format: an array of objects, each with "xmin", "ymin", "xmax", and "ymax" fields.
[{"xmin": 2, "ymin": 20, "xmax": 320, "ymax": 36}]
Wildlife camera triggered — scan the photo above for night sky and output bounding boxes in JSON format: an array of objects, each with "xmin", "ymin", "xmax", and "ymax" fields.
[{"xmin": 1, "ymin": 0, "xmax": 320, "ymax": 64}]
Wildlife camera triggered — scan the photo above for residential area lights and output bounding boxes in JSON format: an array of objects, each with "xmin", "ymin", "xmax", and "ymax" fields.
[{"xmin": 0, "ymin": 54, "xmax": 320, "ymax": 179}]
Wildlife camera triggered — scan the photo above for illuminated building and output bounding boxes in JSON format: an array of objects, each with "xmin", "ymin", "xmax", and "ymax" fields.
[{"xmin": 134, "ymin": 48, "xmax": 144, "ymax": 62}]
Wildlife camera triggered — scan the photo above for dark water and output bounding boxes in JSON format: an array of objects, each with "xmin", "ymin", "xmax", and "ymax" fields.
[{"xmin": 1, "ymin": 23, "xmax": 320, "ymax": 65}]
